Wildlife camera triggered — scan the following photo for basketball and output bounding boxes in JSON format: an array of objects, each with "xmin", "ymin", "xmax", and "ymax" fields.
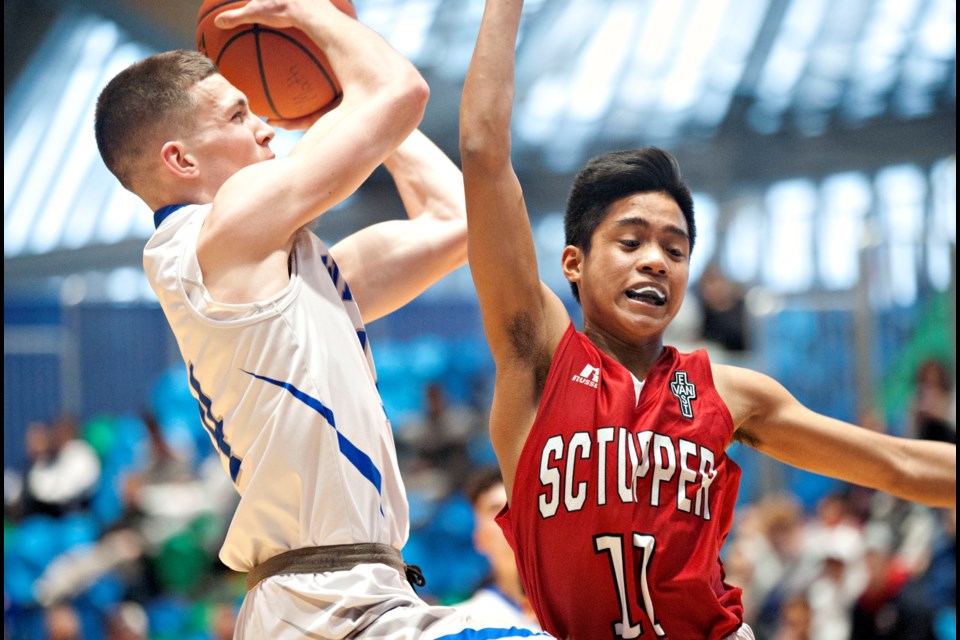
[{"xmin": 196, "ymin": 0, "xmax": 357, "ymax": 120}]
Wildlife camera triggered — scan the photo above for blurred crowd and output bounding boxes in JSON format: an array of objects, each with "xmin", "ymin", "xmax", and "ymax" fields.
[
  {"xmin": 4, "ymin": 328, "xmax": 955, "ymax": 639},
  {"xmin": 5, "ymin": 402, "xmax": 241, "ymax": 639}
]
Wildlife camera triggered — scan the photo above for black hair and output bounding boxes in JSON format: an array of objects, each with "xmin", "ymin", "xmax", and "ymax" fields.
[{"xmin": 563, "ymin": 147, "xmax": 695, "ymax": 301}]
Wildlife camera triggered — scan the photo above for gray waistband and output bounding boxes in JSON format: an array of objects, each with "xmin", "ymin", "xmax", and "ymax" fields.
[{"xmin": 246, "ymin": 543, "xmax": 410, "ymax": 591}]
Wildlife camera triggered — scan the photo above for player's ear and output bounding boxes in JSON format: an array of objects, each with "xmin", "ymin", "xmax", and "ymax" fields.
[
  {"xmin": 160, "ymin": 140, "xmax": 199, "ymax": 179},
  {"xmin": 561, "ymin": 245, "xmax": 583, "ymax": 285}
]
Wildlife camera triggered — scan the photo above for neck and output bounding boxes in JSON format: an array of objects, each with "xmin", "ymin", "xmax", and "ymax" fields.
[
  {"xmin": 583, "ymin": 324, "xmax": 665, "ymax": 379},
  {"xmin": 142, "ymin": 175, "xmax": 211, "ymax": 212}
]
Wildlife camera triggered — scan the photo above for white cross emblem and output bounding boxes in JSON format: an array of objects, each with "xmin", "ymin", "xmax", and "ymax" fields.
[{"xmin": 670, "ymin": 370, "xmax": 697, "ymax": 419}]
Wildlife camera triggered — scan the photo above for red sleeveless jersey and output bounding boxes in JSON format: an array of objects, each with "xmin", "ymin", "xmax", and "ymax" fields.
[{"xmin": 498, "ymin": 324, "xmax": 744, "ymax": 639}]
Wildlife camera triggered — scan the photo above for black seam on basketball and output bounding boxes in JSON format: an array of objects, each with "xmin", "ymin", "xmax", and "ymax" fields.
[
  {"xmin": 197, "ymin": 0, "xmax": 247, "ymax": 25},
  {"xmin": 252, "ymin": 25, "xmax": 283, "ymax": 119},
  {"xmin": 215, "ymin": 28, "xmax": 257, "ymax": 65},
  {"xmin": 269, "ymin": 30, "xmax": 338, "ymax": 95}
]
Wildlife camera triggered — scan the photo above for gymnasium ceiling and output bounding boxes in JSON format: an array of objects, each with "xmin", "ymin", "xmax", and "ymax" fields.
[{"xmin": 3, "ymin": 0, "xmax": 957, "ymax": 289}]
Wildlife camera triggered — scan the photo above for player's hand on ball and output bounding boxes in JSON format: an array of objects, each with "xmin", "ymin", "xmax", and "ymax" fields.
[{"xmin": 215, "ymin": 0, "xmax": 304, "ymax": 31}]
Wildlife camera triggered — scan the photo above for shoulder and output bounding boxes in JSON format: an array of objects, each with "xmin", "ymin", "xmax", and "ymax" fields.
[
  {"xmin": 148, "ymin": 204, "xmax": 209, "ymax": 245},
  {"xmin": 710, "ymin": 363, "xmax": 789, "ymax": 431},
  {"xmin": 144, "ymin": 204, "xmax": 209, "ymax": 267}
]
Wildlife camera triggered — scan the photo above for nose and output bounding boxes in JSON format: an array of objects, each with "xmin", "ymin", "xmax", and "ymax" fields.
[
  {"xmin": 256, "ymin": 119, "xmax": 275, "ymax": 146},
  {"xmin": 636, "ymin": 243, "xmax": 668, "ymax": 275}
]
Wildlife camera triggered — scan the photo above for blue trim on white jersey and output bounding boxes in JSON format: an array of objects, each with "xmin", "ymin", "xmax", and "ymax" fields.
[
  {"xmin": 319, "ymin": 252, "xmax": 375, "ymax": 384},
  {"xmin": 154, "ymin": 204, "xmax": 189, "ymax": 229},
  {"xmin": 189, "ymin": 363, "xmax": 243, "ymax": 482},
  {"xmin": 242, "ymin": 370, "xmax": 384, "ymax": 499},
  {"xmin": 434, "ymin": 629, "xmax": 550, "ymax": 640},
  {"xmin": 321, "ymin": 253, "xmax": 354, "ymax": 301}
]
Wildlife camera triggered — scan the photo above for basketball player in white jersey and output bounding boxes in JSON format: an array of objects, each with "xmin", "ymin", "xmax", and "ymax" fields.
[{"xmin": 94, "ymin": 0, "xmax": 553, "ymax": 638}]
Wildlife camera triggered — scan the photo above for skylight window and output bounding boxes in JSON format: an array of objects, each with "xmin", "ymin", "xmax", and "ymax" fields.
[
  {"xmin": 764, "ymin": 179, "xmax": 816, "ymax": 293},
  {"xmin": 818, "ymin": 173, "xmax": 871, "ymax": 290}
]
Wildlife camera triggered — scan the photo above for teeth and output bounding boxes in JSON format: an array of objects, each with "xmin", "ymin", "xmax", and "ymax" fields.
[{"xmin": 626, "ymin": 286, "xmax": 666, "ymax": 305}]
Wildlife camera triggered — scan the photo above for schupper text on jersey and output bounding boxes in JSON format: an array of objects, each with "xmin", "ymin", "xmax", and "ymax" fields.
[{"xmin": 538, "ymin": 427, "xmax": 719, "ymax": 521}]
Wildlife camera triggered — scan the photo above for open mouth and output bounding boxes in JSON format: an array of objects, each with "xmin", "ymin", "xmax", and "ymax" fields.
[{"xmin": 625, "ymin": 286, "xmax": 666, "ymax": 306}]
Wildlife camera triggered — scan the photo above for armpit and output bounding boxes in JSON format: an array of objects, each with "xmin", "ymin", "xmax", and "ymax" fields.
[
  {"xmin": 505, "ymin": 311, "xmax": 552, "ymax": 397},
  {"xmin": 731, "ymin": 425, "xmax": 761, "ymax": 448}
]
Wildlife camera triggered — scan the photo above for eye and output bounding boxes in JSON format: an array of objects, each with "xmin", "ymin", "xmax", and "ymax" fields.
[
  {"xmin": 620, "ymin": 239, "xmax": 639, "ymax": 248},
  {"xmin": 665, "ymin": 243, "xmax": 689, "ymax": 260},
  {"xmin": 232, "ymin": 110, "xmax": 245, "ymax": 122}
]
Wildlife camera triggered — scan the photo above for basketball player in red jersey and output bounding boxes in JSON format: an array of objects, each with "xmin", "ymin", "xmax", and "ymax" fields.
[{"xmin": 459, "ymin": 2, "xmax": 957, "ymax": 639}]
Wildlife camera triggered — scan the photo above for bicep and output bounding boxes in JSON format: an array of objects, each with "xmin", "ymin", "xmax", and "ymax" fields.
[
  {"xmin": 719, "ymin": 365, "xmax": 956, "ymax": 507},
  {"xmin": 209, "ymin": 100, "xmax": 418, "ymax": 255},
  {"xmin": 720, "ymin": 366, "xmax": 901, "ymax": 492},
  {"xmin": 463, "ymin": 156, "xmax": 567, "ymax": 363},
  {"xmin": 329, "ymin": 214, "xmax": 464, "ymax": 324}
]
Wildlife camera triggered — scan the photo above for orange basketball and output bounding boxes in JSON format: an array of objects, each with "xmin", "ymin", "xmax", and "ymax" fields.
[{"xmin": 196, "ymin": 0, "xmax": 357, "ymax": 120}]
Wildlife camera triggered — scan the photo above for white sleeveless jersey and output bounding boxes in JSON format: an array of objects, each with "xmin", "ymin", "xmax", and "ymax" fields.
[{"xmin": 143, "ymin": 204, "xmax": 409, "ymax": 572}]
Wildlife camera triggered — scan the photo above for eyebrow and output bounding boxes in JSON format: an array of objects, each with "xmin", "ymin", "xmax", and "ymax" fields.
[
  {"xmin": 614, "ymin": 216, "xmax": 690, "ymax": 244},
  {"xmin": 224, "ymin": 96, "xmax": 248, "ymax": 114}
]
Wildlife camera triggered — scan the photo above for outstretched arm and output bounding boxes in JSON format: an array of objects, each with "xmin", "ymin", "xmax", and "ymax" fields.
[
  {"xmin": 199, "ymin": 0, "xmax": 429, "ymax": 299},
  {"xmin": 715, "ymin": 364, "xmax": 957, "ymax": 508},
  {"xmin": 330, "ymin": 129, "xmax": 467, "ymax": 324},
  {"xmin": 460, "ymin": 0, "xmax": 569, "ymax": 492}
]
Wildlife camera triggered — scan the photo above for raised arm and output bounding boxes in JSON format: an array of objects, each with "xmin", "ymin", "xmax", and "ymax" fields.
[
  {"xmin": 715, "ymin": 364, "xmax": 957, "ymax": 508},
  {"xmin": 329, "ymin": 129, "xmax": 467, "ymax": 324},
  {"xmin": 460, "ymin": 0, "xmax": 569, "ymax": 491},
  {"xmin": 460, "ymin": 0, "xmax": 569, "ymax": 368},
  {"xmin": 198, "ymin": 0, "xmax": 429, "ymax": 298}
]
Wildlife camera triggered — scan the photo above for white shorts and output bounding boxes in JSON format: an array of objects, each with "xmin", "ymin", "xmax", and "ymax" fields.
[
  {"xmin": 235, "ymin": 563, "xmax": 553, "ymax": 639},
  {"xmin": 724, "ymin": 623, "xmax": 755, "ymax": 640}
]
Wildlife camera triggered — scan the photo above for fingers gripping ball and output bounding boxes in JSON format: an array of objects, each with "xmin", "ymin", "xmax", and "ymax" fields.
[{"xmin": 197, "ymin": 0, "xmax": 357, "ymax": 120}]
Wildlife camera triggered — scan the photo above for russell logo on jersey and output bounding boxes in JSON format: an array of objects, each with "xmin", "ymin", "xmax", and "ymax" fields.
[
  {"xmin": 571, "ymin": 364, "xmax": 700, "ymax": 423},
  {"xmin": 572, "ymin": 364, "xmax": 600, "ymax": 388}
]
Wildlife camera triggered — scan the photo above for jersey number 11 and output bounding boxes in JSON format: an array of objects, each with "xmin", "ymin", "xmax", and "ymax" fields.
[{"xmin": 594, "ymin": 533, "xmax": 666, "ymax": 638}]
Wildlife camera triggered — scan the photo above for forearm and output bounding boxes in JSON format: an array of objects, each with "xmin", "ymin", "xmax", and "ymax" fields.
[
  {"xmin": 720, "ymin": 365, "xmax": 957, "ymax": 509},
  {"xmin": 460, "ymin": 0, "xmax": 524, "ymax": 158},
  {"xmin": 383, "ymin": 130, "xmax": 466, "ymax": 224},
  {"xmin": 293, "ymin": 5, "xmax": 428, "ymax": 156},
  {"xmin": 296, "ymin": 3, "xmax": 422, "ymax": 105},
  {"xmin": 893, "ymin": 438, "xmax": 956, "ymax": 508},
  {"xmin": 218, "ymin": 1, "xmax": 426, "ymax": 115},
  {"xmin": 215, "ymin": 0, "xmax": 428, "ymax": 234}
]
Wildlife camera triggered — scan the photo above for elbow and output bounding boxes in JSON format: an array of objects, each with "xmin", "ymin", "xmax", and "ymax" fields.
[
  {"xmin": 459, "ymin": 83, "xmax": 514, "ymax": 163},
  {"xmin": 459, "ymin": 120, "xmax": 509, "ymax": 169},
  {"xmin": 407, "ymin": 71, "xmax": 431, "ymax": 121},
  {"xmin": 393, "ymin": 68, "xmax": 430, "ymax": 133},
  {"xmin": 368, "ymin": 65, "xmax": 429, "ymax": 139}
]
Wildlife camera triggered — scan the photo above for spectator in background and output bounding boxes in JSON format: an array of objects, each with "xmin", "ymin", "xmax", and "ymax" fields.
[
  {"xmin": 806, "ymin": 527, "xmax": 865, "ymax": 640},
  {"xmin": 32, "ymin": 413, "xmax": 236, "ymax": 607},
  {"xmin": 20, "ymin": 416, "xmax": 100, "ymax": 519},
  {"xmin": 909, "ymin": 358, "xmax": 956, "ymax": 444},
  {"xmin": 43, "ymin": 602, "xmax": 82, "ymax": 640},
  {"xmin": 696, "ymin": 263, "xmax": 750, "ymax": 354},
  {"xmin": 455, "ymin": 467, "xmax": 540, "ymax": 630},
  {"xmin": 104, "ymin": 601, "xmax": 148, "ymax": 640},
  {"xmin": 919, "ymin": 508, "xmax": 956, "ymax": 639},
  {"xmin": 772, "ymin": 594, "xmax": 813, "ymax": 640},
  {"xmin": 740, "ymin": 495, "xmax": 813, "ymax": 635},
  {"xmin": 399, "ymin": 382, "xmax": 479, "ymax": 493},
  {"xmin": 851, "ymin": 524, "xmax": 937, "ymax": 639}
]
